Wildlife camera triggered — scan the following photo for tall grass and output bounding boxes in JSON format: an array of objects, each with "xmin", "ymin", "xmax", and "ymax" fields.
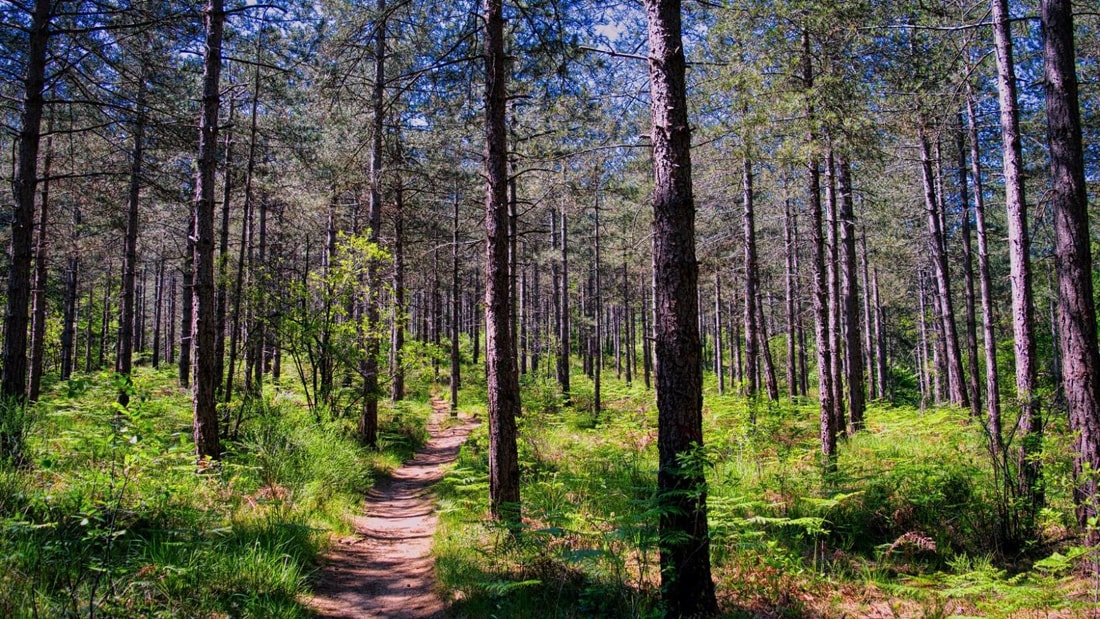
[
  {"xmin": 0, "ymin": 365, "xmax": 429, "ymax": 617},
  {"xmin": 436, "ymin": 366, "xmax": 1092, "ymax": 617}
]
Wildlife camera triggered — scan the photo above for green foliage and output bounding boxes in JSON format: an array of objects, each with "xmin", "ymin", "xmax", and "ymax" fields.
[
  {"xmin": 436, "ymin": 371, "xmax": 1091, "ymax": 617},
  {"xmin": 0, "ymin": 365, "xmax": 428, "ymax": 617}
]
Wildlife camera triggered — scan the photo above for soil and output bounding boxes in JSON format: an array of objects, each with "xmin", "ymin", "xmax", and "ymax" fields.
[{"xmin": 309, "ymin": 400, "xmax": 477, "ymax": 618}]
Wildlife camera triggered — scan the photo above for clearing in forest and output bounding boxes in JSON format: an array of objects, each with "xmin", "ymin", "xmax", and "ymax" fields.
[{"xmin": 310, "ymin": 400, "xmax": 477, "ymax": 618}]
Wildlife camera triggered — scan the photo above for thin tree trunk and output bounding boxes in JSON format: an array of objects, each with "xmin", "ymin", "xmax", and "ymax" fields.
[
  {"xmin": 450, "ymin": 192, "xmax": 461, "ymax": 414},
  {"xmin": 358, "ymin": 0, "xmax": 386, "ymax": 448},
  {"xmin": 192, "ymin": 0, "xmax": 225, "ymax": 460},
  {"xmin": 805, "ymin": 30, "xmax": 836, "ymax": 468},
  {"xmin": 956, "ymin": 118, "xmax": 982, "ymax": 419},
  {"xmin": 215, "ymin": 96, "xmax": 235, "ymax": 398},
  {"xmin": 593, "ymin": 190, "xmax": 602, "ymax": 419},
  {"xmin": 645, "ymin": 1, "xmax": 718, "ymax": 613},
  {"xmin": 785, "ymin": 199, "xmax": 798, "ymax": 399},
  {"xmin": 873, "ymin": 270, "xmax": 888, "ymax": 399},
  {"xmin": 152, "ymin": 260, "xmax": 164, "ymax": 368},
  {"xmin": 757, "ymin": 291, "xmax": 779, "ymax": 401},
  {"xmin": 715, "ymin": 271, "xmax": 724, "ymax": 395},
  {"xmin": 992, "ymin": 0, "xmax": 1041, "ymax": 522},
  {"xmin": 391, "ymin": 179, "xmax": 406, "ymax": 402},
  {"xmin": 918, "ymin": 127, "xmax": 968, "ymax": 408},
  {"xmin": 837, "ymin": 156, "xmax": 864, "ymax": 432},
  {"xmin": 742, "ymin": 155, "xmax": 760, "ymax": 397},
  {"xmin": 641, "ymin": 275, "xmax": 652, "ymax": 390},
  {"xmin": 1041, "ymin": 0, "xmax": 1100, "ymax": 543},
  {"xmin": 860, "ymin": 222, "xmax": 875, "ymax": 400},
  {"xmin": 117, "ymin": 78, "xmax": 146, "ymax": 407},
  {"xmin": 824, "ymin": 148, "xmax": 844, "ymax": 435},
  {"xmin": 27, "ymin": 137, "xmax": 52, "ymax": 402},
  {"xmin": 101, "ymin": 265, "xmax": 112, "ymax": 371},
  {"xmin": 61, "ymin": 247, "xmax": 79, "ymax": 381},
  {"xmin": 179, "ymin": 209, "xmax": 194, "ymax": 388},
  {"xmin": 558, "ymin": 209, "xmax": 570, "ymax": 402}
]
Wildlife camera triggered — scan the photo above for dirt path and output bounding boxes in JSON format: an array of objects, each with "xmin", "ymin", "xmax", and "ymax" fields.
[{"xmin": 310, "ymin": 400, "xmax": 477, "ymax": 618}]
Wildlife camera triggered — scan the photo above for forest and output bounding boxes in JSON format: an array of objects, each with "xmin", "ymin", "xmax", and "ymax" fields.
[{"xmin": 1, "ymin": 0, "xmax": 1099, "ymax": 616}]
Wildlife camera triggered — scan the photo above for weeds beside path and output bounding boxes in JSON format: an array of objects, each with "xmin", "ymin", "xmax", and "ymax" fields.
[{"xmin": 310, "ymin": 398, "xmax": 477, "ymax": 618}]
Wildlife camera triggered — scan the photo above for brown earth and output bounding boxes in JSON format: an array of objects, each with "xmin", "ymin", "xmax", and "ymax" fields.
[{"xmin": 309, "ymin": 400, "xmax": 477, "ymax": 618}]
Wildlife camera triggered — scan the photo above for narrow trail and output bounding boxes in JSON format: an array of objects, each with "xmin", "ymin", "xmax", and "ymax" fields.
[{"xmin": 310, "ymin": 399, "xmax": 477, "ymax": 618}]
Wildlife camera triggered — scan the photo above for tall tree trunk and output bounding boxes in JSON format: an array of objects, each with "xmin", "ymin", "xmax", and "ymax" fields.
[
  {"xmin": 1041, "ymin": 0, "xmax": 1100, "ymax": 544},
  {"xmin": 557, "ymin": 209, "xmax": 570, "ymax": 402},
  {"xmin": 483, "ymin": 0, "xmax": 520, "ymax": 523},
  {"xmin": 644, "ymin": 1, "xmax": 718, "ymax": 613},
  {"xmin": 742, "ymin": 155, "xmax": 760, "ymax": 397},
  {"xmin": 784, "ymin": 199, "xmax": 798, "ymax": 399},
  {"xmin": 192, "ymin": 0, "xmax": 225, "ymax": 460},
  {"xmin": 917, "ymin": 127, "xmax": 968, "ymax": 408},
  {"xmin": 215, "ymin": 96, "xmax": 235, "ymax": 399},
  {"xmin": 225, "ymin": 48, "xmax": 261, "ymax": 403},
  {"xmin": 824, "ymin": 148, "xmax": 844, "ymax": 434},
  {"xmin": 2, "ymin": 0, "xmax": 51, "ymax": 406},
  {"xmin": 859, "ymin": 223, "xmax": 875, "ymax": 400},
  {"xmin": 152, "ymin": 260, "xmax": 164, "ymax": 368},
  {"xmin": 715, "ymin": 271, "xmax": 724, "ymax": 395},
  {"xmin": 873, "ymin": 269, "xmax": 888, "ymax": 399},
  {"xmin": 955, "ymin": 119, "xmax": 982, "ymax": 419},
  {"xmin": 804, "ymin": 30, "xmax": 836, "ymax": 468},
  {"xmin": 100, "ymin": 265, "xmax": 111, "ymax": 370},
  {"xmin": 991, "ymin": 0, "xmax": 1041, "ymax": 522},
  {"xmin": 450, "ymin": 192, "xmax": 461, "ymax": 413},
  {"xmin": 593, "ymin": 190, "xmax": 602, "ymax": 419},
  {"xmin": 179, "ymin": 210, "xmax": 194, "ymax": 388},
  {"xmin": 61, "ymin": 205, "xmax": 80, "ymax": 382},
  {"xmin": 28, "ymin": 137, "xmax": 52, "ymax": 402},
  {"xmin": 641, "ymin": 274, "xmax": 652, "ymax": 390},
  {"xmin": 966, "ymin": 91, "xmax": 1002, "ymax": 456},
  {"xmin": 391, "ymin": 179, "xmax": 406, "ymax": 402},
  {"xmin": 117, "ymin": 78, "xmax": 147, "ymax": 407},
  {"xmin": 837, "ymin": 156, "xmax": 864, "ymax": 432},
  {"xmin": 358, "ymin": 0, "xmax": 386, "ymax": 448}
]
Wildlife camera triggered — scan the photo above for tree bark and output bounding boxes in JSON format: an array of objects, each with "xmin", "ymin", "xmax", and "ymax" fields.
[
  {"xmin": 483, "ymin": 0, "xmax": 521, "ymax": 523},
  {"xmin": 804, "ymin": 30, "xmax": 836, "ymax": 468},
  {"xmin": 61, "ymin": 206, "xmax": 80, "ymax": 382},
  {"xmin": 991, "ymin": 0, "xmax": 1041, "ymax": 520},
  {"xmin": 917, "ymin": 127, "xmax": 968, "ymax": 408},
  {"xmin": 557, "ymin": 209, "xmax": 570, "ymax": 402},
  {"xmin": 391, "ymin": 179, "xmax": 406, "ymax": 402},
  {"xmin": 358, "ymin": 0, "xmax": 386, "ymax": 449},
  {"xmin": 954, "ymin": 120, "xmax": 981, "ymax": 419},
  {"xmin": 117, "ymin": 77, "xmax": 147, "ymax": 408},
  {"xmin": 179, "ymin": 210, "xmax": 194, "ymax": 388},
  {"xmin": 837, "ymin": 156, "xmax": 864, "ymax": 432},
  {"xmin": 1041, "ymin": 0, "xmax": 1100, "ymax": 543},
  {"xmin": 742, "ymin": 155, "xmax": 760, "ymax": 398},
  {"xmin": 2, "ymin": 0, "xmax": 51, "ymax": 405},
  {"xmin": 784, "ymin": 199, "xmax": 798, "ymax": 399},
  {"xmin": 450, "ymin": 192, "xmax": 461, "ymax": 413},
  {"xmin": 28, "ymin": 137, "xmax": 52, "ymax": 402},
  {"xmin": 192, "ymin": 0, "xmax": 225, "ymax": 460},
  {"xmin": 215, "ymin": 96, "xmax": 235, "ymax": 398},
  {"xmin": 644, "ymin": 1, "xmax": 718, "ymax": 614}
]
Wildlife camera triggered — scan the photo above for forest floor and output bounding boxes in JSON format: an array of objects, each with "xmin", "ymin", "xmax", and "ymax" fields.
[{"xmin": 310, "ymin": 398, "xmax": 478, "ymax": 618}]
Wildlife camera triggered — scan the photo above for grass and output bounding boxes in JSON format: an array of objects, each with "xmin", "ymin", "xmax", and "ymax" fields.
[
  {"xmin": 0, "ymin": 364, "xmax": 430, "ymax": 618},
  {"xmin": 435, "ymin": 365, "xmax": 1097, "ymax": 618}
]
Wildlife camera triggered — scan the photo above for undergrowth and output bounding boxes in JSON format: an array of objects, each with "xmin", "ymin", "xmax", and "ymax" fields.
[
  {"xmin": 0, "ymin": 365, "xmax": 429, "ymax": 618},
  {"xmin": 435, "ymin": 368, "xmax": 1095, "ymax": 618}
]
